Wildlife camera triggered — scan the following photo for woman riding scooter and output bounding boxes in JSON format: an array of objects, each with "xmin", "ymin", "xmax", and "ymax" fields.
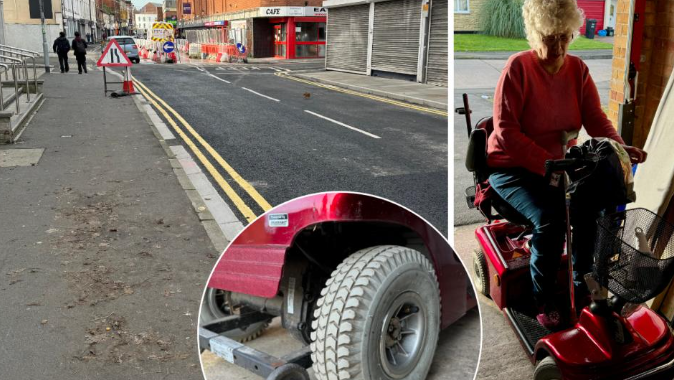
[{"xmin": 487, "ymin": 0, "xmax": 647, "ymax": 329}]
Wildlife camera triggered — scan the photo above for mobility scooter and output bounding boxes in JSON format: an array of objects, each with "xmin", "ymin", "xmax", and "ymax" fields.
[
  {"xmin": 198, "ymin": 192, "xmax": 478, "ymax": 380},
  {"xmin": 458, "ymin": 94, "xmax": 674, "ymax": 380}
]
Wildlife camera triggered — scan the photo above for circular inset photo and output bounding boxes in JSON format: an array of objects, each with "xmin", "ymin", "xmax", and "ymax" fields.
[{"xmin": 198, "ymin": 192, "xmax": 481, "ymax": 380}]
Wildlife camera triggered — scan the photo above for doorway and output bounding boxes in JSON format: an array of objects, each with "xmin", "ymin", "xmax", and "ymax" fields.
[{"xmin": 274, "ymin": 24, "xmax": 286, "ymax": 58}]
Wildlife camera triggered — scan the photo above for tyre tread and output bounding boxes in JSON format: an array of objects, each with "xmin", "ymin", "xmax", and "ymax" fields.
[{"xmin": 310, "ymin": 245, "xmax": 438, "ymax": 380}]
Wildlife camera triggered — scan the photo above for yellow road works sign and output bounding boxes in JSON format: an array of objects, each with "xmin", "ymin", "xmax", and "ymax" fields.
[{"xmin": 151, "ymin": 22, "xmax": 174, "ymax": 42}]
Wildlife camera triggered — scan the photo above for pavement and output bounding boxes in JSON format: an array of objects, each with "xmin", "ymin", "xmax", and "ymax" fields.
[{"xmin": 0, "ymin": 63, "xmax": 216, "ymax": 379}]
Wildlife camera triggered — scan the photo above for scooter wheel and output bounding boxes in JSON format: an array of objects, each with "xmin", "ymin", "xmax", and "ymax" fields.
[
  {"xmin": 310, "ymin": 245, "xmax": 440, "ymax": 380},
  {"xmin": 472, "ymin": 249, "xmax": 489, "ymax": 297},
  {"xmin": 534, "ymin": 356, "xmax": 562, "ymax": 380},
  {"xmin": 267, "ymin": 363, "xmax": 310, "ymax": 380}
]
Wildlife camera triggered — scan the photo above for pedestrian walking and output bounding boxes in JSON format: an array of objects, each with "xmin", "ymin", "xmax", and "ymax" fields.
[
  {"xmin": 72, "ymin": 31, "xmax": 88, "ymax": 74},
  {"xmin": 86, "ymin": 33, "xmax": 91, "ymax": 43},
  {"xmin": 52, "ymin": 31, "xmax": 70, "ymax": 73}
]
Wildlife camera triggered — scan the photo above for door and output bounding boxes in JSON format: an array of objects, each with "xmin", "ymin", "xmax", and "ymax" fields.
[
  {"xmin": 274, "ymin": 24, "xmax": 286, "ymax": 58},
  {"xmin": 608, "ymin": 0, "xmax": 617, "ymax": 28}
]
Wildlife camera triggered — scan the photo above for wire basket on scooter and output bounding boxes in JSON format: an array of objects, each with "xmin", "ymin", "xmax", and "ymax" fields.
[{"xmin": 594, "ymin": 208, "xmax": 674, "ymax": 303}]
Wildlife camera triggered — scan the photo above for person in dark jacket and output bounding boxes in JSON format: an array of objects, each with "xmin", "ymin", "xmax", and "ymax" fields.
[
  {"xmin": 52, "ymin": 32, "xmax": 70, "ymax": 73},
  {"xmin": 72, "ymin": 31, "xmax": 88, "ymax": 74}
]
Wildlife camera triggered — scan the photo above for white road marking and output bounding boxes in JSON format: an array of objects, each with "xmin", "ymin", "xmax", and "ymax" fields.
[
  {"xmin": 205, "ymin": 71, "xmax": 231, "ymax": 83},
  {"xmin": 304, "ymin": 110, "xmax": 381, "ymax": 139},
  {"xmin": 241, "ymin": 87, "xmax": 280, "ymax": 102}
]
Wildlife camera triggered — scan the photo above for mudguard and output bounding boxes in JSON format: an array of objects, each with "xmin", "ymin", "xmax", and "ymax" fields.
[
  {"xmin": 207, "ymin": 192, "xmax": 474, "ymax": 329},
  {"xmin": 534, "ymin": 307, "xmax": 674, "ymax": 379}
]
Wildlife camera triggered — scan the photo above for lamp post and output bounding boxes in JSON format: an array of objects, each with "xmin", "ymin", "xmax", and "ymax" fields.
[{"xmin": 39, "ymin": 0, "xmax": 51, "ymax": 73}]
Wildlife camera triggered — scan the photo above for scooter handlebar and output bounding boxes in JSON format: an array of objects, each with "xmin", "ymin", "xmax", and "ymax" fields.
[{"xmin": 544, "ymin": 154, "xmax": 598, "ymax": 178}]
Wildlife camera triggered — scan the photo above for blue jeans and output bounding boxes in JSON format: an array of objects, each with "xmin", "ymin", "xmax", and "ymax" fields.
[{"xmin": 489, "ymin": 169, "xmax": 601, "ymax": 306}]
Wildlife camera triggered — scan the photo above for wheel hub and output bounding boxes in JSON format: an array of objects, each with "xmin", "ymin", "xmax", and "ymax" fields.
[{"xmin": 379, "ymin": 293, "xmax": 427, "ymax": 379}]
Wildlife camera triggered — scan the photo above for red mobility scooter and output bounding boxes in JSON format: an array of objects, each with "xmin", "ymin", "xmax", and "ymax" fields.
[
  {"xmin": 198, "ymin": 192, "xmax": 478, "ymax": 380},
  {"xmin": 459, "ymin": 94, "xmax": 674, "ymax": 380}
]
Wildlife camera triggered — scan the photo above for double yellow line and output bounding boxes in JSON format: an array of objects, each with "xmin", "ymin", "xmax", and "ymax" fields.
[
  {"xmin": 276, "ymin": 73, "xmax": 449, "ymax": 117},
  {"xmin": 133, "ymin": 78, "xmax": 272, "ymax": 222}
]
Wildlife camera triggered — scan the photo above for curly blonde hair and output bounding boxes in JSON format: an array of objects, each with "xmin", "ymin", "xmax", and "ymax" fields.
[{"xmin": 522, "ymin": 0, "xmax": 585, "ymax": 50}]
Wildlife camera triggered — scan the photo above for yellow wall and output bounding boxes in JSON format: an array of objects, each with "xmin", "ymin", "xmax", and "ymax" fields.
[{"xmin": 4, "ymin": 0, "xmax": 62, "ymax": 25}]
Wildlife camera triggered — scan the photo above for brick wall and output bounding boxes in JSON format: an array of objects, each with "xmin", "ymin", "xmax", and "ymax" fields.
[
  {"xmin": 454, "ymin": 0, "xmax": 486, "ymax": 32},
  {"xmin": 608, "ymin": 0, "xmax": 674, "ymax": 148}
]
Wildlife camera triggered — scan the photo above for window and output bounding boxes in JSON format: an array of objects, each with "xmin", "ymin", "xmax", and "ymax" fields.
[
  {"xmin": 294, "ymin": 22, "xmax": 326, "ymax": 58},
  {"xmin": 455, "ymin": 0, "xmax": 469, "ymax": 13},
  {"xmin": 295, "ymin": 23, "xmax": 326, "ymax": 42},
  {"xmin": 28, "ymin": 0, "xmax": 53, "ymax": 19}
]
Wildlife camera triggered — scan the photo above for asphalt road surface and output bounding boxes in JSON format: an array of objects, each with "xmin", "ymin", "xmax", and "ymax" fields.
[{"xmin": 129, "ymin": 62, "xmax": 449, "ymax": 234}]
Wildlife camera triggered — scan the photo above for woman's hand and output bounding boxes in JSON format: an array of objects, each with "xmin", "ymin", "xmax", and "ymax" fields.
[{"xmin": 622, "ymin": 145, "xmax": 648, "ymax": 164}]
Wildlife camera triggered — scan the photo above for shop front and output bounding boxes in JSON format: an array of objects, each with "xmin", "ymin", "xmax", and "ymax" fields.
[{"xmin": 259, "ymin": 7, "xmax": 327, "ymax": 59}]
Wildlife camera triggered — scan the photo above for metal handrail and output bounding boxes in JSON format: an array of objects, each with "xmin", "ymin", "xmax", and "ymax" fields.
[
  {"xmin": 0, "ymin": 49, "xmax": 37, "ymax": 96},
  {"xmin": 0, "ymin": 64, "xmax": 8, "ymax": 111},
  {"xmin": 0, "ymin": 54, "xmax": 30, "ymax": 102},
  {"xmin": 0, "ymin": 45, "xmax": 41, "ymax": 57},
  {"xmin": 0, "ymin": 62, "xmax": 20, "ymax": 113}
]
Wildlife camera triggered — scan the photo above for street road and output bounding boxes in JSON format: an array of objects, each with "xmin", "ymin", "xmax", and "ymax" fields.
[
  {"xmin": 128, "ymin": 62, "xmax": 449, "ymax": 233},
  {"xmin": 454, "ymin": 58, "xmax": 613, "ymax": 226}
]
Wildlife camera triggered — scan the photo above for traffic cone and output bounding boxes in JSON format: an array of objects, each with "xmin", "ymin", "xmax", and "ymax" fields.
[
  {"xmin": 123, "ymin": 68, "xmax": 135, "ymax": 94},
  {"xmin": 123, "ymin": 80, "xmax": 135, "ymax": 94}
]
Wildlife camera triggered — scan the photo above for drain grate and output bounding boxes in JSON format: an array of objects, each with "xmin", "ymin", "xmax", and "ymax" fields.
[{"xmin": 0, "ymin": 148, "xmax": 44, "ymax": 167}]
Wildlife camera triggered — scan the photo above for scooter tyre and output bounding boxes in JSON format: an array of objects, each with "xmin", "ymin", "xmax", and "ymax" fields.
[
  {"xmin": 534, "ymin": 356, "xmax": 562, "ymax": 380},
  {"xmin": 267, "ymin": 363, "xmax": 311, "ymax": 380},
  {"xmin": 200, "ymin": 288, "xmax": 271, "ymax": 343},
  {"xmin": 310, "ymin": 245, "xmax": 440, "ymax": 380},
  {"xmin": 472, "ymin": 249, "xmax": 489, "ymax": 297}
]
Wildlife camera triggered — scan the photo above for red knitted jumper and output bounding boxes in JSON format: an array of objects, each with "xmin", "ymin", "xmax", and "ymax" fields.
[{"xmin": 487, "ymin": 50, "xmax": 624, "ymax": 176}]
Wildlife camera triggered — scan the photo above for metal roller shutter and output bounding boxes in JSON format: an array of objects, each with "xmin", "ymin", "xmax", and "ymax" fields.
[
  {"xmin": 326, "ymin": 5, "xmax": 370, "ymax": 74},
  {"xmin": 372, "ymin": 0, "xmax": 421, "ymax": 76},
  {"xmin": 426, "ymin": 0, "xmax": 448, "ymax": 86}
]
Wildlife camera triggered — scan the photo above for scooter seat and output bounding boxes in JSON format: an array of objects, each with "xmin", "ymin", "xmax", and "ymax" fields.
[
  {"xmin": 491, "ymin": 194, "xmax": 532, "ymax": 227},
  {"xmin": 465, "ymin": 117, "xmax": 532, "ymax": 227}
]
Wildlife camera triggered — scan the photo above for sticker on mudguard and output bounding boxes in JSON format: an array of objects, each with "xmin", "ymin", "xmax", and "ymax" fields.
[
  {"xmin": 268, "ymin": 213, "xmax": 289, "ymax": 227},
  {"xmin": 209, "ymin": 336, "xmax": 244, "ymax": 363},
  {"xmin": 287, "ymin": 277, "xmax": 296, "ymax": 314}
]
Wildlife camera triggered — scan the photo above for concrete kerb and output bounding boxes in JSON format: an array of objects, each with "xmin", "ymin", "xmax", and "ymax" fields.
[
  {"xmin": 104, "ymin": 68, "xmax": 244, "ymax": 253},
  {"xmin": 287, "ymin": 72, "xmax": 448, "ymax": 111}
]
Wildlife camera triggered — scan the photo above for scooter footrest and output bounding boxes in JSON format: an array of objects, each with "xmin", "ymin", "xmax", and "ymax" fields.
[{"xmin": 506, "ymin": 307, "xmax": 552, "ymax": 355}]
